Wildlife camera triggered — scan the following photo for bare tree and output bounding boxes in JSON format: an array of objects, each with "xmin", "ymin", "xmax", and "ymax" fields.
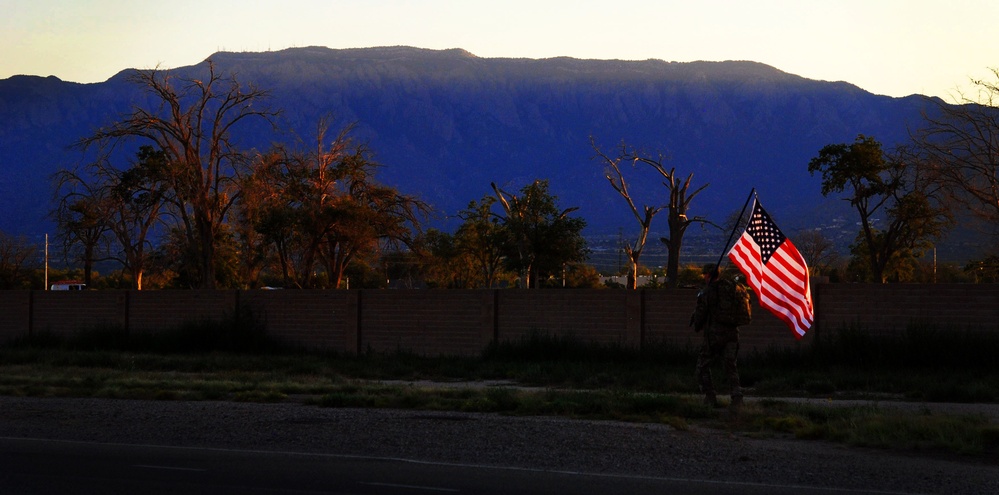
[
  {"xmin": 79, "ymin": 62, "xmax": 277, "ymax": 288},
  {"xmin": 793, "ymin": 229, "xmax": 840, "ymax": 277},
  {"xmin": 52, "ymin": 170, "xmax": 113, "ymax": 287},
  {"xmin": 55, "ymin": 146, "xmax": 168, "ymax": 290},
  {"xmin": 591, "ymin": 138, "xmax": 708, "ymax": 288},
  {"xmin": 591, "ymin": 138, "xmax": 663, "ymax": 289},
  {"xmin": 916, "ymin": 69, "xmax": 999, "ymax": 232},
  {"xmin": 105, "ymin": 147, "xmax": 168, "ymax": 290}
]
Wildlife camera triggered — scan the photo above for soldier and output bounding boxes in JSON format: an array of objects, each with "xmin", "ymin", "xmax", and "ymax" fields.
[{"xmin": 690, "ymin": 263, "xmax": 743, "ymax": 408}]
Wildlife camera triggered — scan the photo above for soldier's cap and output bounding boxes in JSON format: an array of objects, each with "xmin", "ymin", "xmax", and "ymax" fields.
[{"xmin": 701, "ymin": 263, "xmax": 717, "ymax": 274}]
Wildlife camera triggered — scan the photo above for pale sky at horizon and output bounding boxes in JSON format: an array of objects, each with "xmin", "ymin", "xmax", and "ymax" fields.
[{"xmin": 2, "ymin": 0, "xmax": 996, "ymax": 101}]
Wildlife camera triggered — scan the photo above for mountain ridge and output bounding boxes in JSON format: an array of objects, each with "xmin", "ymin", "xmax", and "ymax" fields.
[{"xmin": 0, "ymin": 46, "xmax": 941, "ymax": 253}]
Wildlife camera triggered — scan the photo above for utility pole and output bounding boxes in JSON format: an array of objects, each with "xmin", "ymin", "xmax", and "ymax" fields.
[{"xmin": 933, "ymin": 246, "xmax": 937, "ymax": 283}]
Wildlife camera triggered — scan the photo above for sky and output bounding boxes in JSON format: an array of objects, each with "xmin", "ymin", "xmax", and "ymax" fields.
[{"xmin": 2, "ymin": 0, "xmax": 996, "ymax": 100}]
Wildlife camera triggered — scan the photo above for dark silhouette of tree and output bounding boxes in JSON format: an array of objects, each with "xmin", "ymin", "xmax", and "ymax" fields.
[
  {"xmin": 106, "ymin": 147, "xmax": 168, "ymax": 289},
  {"xmin": 491, "ymin": 180, "xmax": 587, "ymax": 288},
  {"xmin": 455, "ymin": 196, "xmax": 509, "ymax": 288},
  {"xmin": 563, "ymin": 263, "xmax": 604, "ymax": 288},
  {"xmin": 413, "ymin": 229, "xmax": 475, "ymax": 288},
  {"xmin": 53, "ymin": 146, "xmax": 167, "ymax": 289},
  {"xmin": 51, "ymin": 172, "xmax": 111, "ymax": 287}
]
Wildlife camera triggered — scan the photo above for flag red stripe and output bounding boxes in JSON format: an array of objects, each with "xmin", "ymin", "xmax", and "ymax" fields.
[
  {"xmin": 731, "ymin": 244, "xmax": 812, "ymax": 337},
  {"xmin": 729, "ymin": 235, "xmax": 762, "ymax": 288},
  {"xmin": 760, "ymin": 252, "xmax": 812, "ymax": 337},
  {"xmin": 727, "ymin": 203, "xmax": 813, "ymax": 339},
  {"xmin": 765, "ymin": 246, "xmax": 812, "ymax": 323}
]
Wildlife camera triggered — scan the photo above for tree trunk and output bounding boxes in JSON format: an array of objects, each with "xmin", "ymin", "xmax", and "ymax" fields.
[
  {"xmin": 625, "ymin": 248, "xmax": 640, "ymax": 290},
  {"xmin": 197, "ymin": 216, "xmax": 216, "ymax": 289},
  {"xmin": 664, "ymin": 222, "xmax": 684, "ymax": 288},
  {"xmin": 82, "ymin": 244, "xmax": 95, "ymax": 287}
]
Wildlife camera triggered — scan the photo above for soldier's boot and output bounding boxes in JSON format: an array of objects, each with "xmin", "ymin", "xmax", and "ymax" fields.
[
  {"xmin": 703, "ymin": 393, "xmax": 718, "ymax": 408},
  {"xmin": 730, "ymin": 394, "xmax": 743, "ymax": 409}
]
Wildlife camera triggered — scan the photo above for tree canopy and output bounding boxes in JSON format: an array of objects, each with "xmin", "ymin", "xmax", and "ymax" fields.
[
  {"xmin": 809, "ymin": 135, "xmax": 950, "ymax": 283},
  {"xmin": 491, "ymin": 180, "xmax": 588, "ymax": 288},
  {"xmin": 77, "ymin": 63, "xmax": 277, "ymax": 288}
]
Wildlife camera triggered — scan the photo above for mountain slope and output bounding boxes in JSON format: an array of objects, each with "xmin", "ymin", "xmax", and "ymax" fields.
[{"xmin": 0, "ymin": 46, "xmax": 937, "ymax": 245}]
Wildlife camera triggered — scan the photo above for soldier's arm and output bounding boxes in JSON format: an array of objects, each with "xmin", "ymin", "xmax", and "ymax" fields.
[{"xmin": 691, "ymin": 292, "xmax": 708, "ymax": 331}]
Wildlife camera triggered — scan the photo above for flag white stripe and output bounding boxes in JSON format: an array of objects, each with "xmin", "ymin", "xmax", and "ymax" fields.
[
  {"xmin": 762, "ymin": 259, "xmax": 812, "ymax": 326},
  {"xmin": 766, "ymin": 254, "xmax": 812, "ymax": 322},
  {"xmin": 727, "ymin": 200, "xmax": 814, "ymax": 339},
  {"xmin": 759, "ymin": 274, "xmax": 810, "ymax": 329}
]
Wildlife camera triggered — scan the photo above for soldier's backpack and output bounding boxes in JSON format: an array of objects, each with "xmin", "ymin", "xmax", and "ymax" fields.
[{"xmin": 714, "ymin": 279, "xmax": 752, "ymax": 326}]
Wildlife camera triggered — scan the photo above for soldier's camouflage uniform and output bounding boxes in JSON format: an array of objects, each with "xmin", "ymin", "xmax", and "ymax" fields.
[{"xmin": 690, "ymin": 278, "xmax": 742, "ymax": 407}]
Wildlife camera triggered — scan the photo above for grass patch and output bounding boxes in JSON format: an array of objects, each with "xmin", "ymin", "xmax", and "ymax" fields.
[{"xmin": 739, "ymin": 400, "xmax": 996, "ymax": 456}]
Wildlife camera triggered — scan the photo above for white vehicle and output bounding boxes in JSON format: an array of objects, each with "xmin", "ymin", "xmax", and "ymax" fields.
[{"xmin": 50, "ymin": 281, "xmax": 86, "ymax": 291}]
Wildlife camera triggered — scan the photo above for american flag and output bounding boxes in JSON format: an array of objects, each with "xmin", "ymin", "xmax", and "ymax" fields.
[{"xmin": 728, "ymin": 199, "xmax": 814, "ymax": 338}]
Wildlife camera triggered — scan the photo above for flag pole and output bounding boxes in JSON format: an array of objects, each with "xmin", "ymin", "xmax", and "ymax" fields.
[{"xmin": 714, "ymin": 188, "xmax": 757, "ymax": 275}]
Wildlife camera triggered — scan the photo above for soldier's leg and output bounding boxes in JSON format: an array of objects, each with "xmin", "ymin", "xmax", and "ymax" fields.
[
  {"xmin": 695, "ymin": 342, "xmax": 718, "ymax": 406},
  {"xmin": 723, "ymin": 341, "xmax": 742, "ymax": 406}
]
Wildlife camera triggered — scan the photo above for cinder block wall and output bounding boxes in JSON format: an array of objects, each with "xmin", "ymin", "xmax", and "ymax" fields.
[
  {"xmin": 496, "ymin": 290, "xmax": 642, "ymax": 347},
  {"xmin": 815, "ymin": 284, "xmax": 999, "ymax": 334},
  {"xmin": 0, "ymin": 291, "xmax": 30, "ymax": 344},
  {"xmin": 128, "ymin": 290, "xmax": 236, "ymax": 334},
  {"xmin": 2, "ymin": 284, "xmax": 997, "ymax": 356},
  {"xmin": 240, "ymin": 290, "xmax": 356, "ymax": 351},
  {"xmin": 30, "ymin": 291, "xmax": 127, "ymax": 336},
  {"xmin": 359, "ymin": 290, "xmax": 494, "ymax": 356}
]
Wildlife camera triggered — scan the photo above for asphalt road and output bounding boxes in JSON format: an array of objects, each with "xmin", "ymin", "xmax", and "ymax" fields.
[
  {"xmin": 1, "ymin": 436, "xmax": 896, "ymax": 495},
  {"xmin": 2, "ymin": 396, "xmax": 996, "ymax": 494}
]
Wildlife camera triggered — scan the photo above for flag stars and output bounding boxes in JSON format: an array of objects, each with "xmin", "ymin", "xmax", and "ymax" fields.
[{"xmin": 746, "ymin": 204, "xmax": 786, "ymax": 264}]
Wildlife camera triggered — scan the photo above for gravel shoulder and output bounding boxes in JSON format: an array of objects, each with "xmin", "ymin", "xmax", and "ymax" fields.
[
  {"xmin": 383, "ymin": 379, "xmax": 999, "ymax": 421},
  {"xmin": 1, "ymin": 396, "xmax": 997, "ymax": 494}
]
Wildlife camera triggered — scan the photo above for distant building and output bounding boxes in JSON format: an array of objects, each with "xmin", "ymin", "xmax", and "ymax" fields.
[{"xmin": 50, "ymin": 280, "xmax": 86, "ymax": 290}]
